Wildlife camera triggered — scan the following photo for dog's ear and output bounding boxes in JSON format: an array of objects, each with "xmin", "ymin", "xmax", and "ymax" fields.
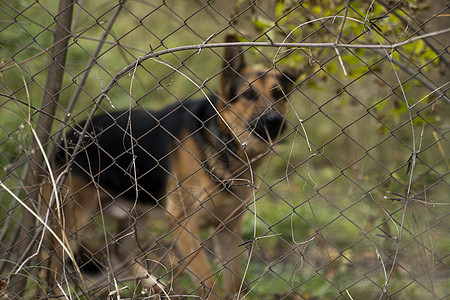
[
  {"xmin": 219, "ymin": 35, "xmax": 246, "ymax": 102},
  {"xmin": 222, "ymin": 35, "xmax": 246, "ymax": 72},
  {"xmin": 278, "ymin": 68, "xmax": 298, "ymax": 94}
]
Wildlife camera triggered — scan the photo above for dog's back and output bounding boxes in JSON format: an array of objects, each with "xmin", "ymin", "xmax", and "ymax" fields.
[{"xmin": 56, "ymin": 98, "xmax": 218, "ymax": 204}]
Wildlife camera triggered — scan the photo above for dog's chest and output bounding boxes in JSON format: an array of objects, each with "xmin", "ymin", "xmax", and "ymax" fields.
[{"xmin": 197, "ymin": 184, "xmax": 249, "ymax": 227}]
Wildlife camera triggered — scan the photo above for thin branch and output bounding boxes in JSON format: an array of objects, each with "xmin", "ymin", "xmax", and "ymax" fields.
[
  {"xmin": 0, "ymin": 0, "xmax": 54, "ymax": 33},
  {"xmin": 50, "ymin": 1, "xmax": 126, "ymax": 157},
  {"xmin": 375, "ymin": 0, "xmax": 449, "ymax": 69},
  {"xmin": 96, "ymin": 27, "xmax": 450, "ymax": 106},
  {"xmin": 0, "ymin": 20, "xmax": 107, "ymax": 73},
  {"xmin": 63, "ymin": 2, "xmax": 125, "ymax": 115},
  {"xmin": 334, "ymin": 0, "xmax": 350, "ymax": 76},
  {"xmin": 367, "ymin": 49, "xmax": 450, "ymax": 104}
]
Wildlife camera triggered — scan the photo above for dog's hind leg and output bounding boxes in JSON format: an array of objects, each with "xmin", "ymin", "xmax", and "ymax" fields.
[
  {"xmin": 40, "ymin": 170, "xmax": 100, "ymax": 295},
  {"xmin": 42, "ymin": 174, "xmax": 165, "ymax": 295},
  {"xmin": 103, "ymin": 200, "xmax": 166, "ymax": 294}
]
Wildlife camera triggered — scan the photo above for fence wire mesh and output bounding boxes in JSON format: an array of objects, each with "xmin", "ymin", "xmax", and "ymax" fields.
[{"xmin": 0, "ymin": 0, "xmax": 449, "ymax": 299}]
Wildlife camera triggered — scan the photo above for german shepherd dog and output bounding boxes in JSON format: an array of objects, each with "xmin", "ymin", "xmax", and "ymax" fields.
[{"xmin": 42, "ymin": 35, "xmax": 295, "ymax": 299}]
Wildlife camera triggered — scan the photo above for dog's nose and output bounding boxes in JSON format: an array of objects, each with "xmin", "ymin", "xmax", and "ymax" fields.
[{"xmin": 254, "ymin": 111, "xmax": 286, "ymax": 141}]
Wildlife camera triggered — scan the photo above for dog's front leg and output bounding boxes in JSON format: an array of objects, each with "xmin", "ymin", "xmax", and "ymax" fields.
[
  {"xmin": 174, "ymin": 213, "xmax": 220, "ymax": 299},
  {"xmin": 214, "ymin": 217, "xmax": 244, "ymax": 299}
]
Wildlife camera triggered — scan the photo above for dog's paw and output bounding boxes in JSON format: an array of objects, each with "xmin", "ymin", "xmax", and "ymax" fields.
[{"xmin": 141, "ymin": 274, "xmax": 167, "ymax": 296}]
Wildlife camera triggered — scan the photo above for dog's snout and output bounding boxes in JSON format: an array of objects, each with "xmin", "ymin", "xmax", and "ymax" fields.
[
  {"xmin": 254, "ymin": 111, "xmax": 286, "ymax": 141},
  {"xmin": 264, "ymin": 111, "xmax": 284, "ymax": 124}
]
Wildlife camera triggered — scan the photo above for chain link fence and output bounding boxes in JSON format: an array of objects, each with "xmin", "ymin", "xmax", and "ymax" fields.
[{"xmin": 1, "ymin": 0, "xmax": 448, "ymax": 299}]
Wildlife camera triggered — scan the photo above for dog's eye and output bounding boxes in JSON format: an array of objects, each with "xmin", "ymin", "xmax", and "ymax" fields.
[
  {"xmin": 241, "ymin": 88, "xmax": 258, "ymax": 101},
  {"xmin": 272, "ymin": 88, "xmax": 285, "ymax": 100}
]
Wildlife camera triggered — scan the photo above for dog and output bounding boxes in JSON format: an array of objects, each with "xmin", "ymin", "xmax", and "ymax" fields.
[{"xmin": 41, "ymin": 35, "xmax": 296, "ymax": 299}]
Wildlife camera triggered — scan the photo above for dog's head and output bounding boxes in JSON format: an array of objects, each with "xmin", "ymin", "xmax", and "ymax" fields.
[{"xmin": 217, "ymin": 35, "xmax": 296, "ymax": 158}]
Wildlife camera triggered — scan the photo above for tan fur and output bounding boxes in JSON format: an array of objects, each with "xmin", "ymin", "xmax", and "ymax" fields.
[{"xmin": 165, "ymin": 130, "xmax": 249, "ymax": 297}]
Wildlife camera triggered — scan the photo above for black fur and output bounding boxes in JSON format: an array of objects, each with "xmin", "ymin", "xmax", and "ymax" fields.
[{"xmin": 56, "ymin": 98, "xmax": 221, "ymax": 205}]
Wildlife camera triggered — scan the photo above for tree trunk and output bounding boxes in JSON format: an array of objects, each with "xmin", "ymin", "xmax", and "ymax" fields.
[{"xmin": 8, "ymin": 0, "xmax": 74, "ymax": 296}]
